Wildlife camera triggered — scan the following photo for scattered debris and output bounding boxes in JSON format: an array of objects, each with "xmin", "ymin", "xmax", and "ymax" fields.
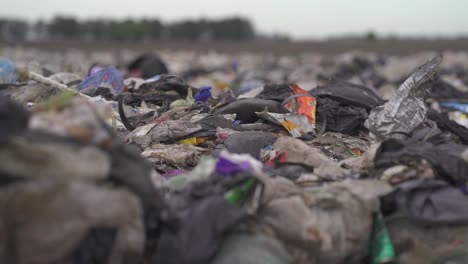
[{"xmin": 1, "ymin": 49, "xmax": 468, "ymax": 264}]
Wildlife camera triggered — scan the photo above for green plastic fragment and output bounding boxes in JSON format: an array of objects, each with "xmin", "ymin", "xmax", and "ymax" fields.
[{"xmin": 224, "ymin": 178, "xmax": 256, "ymax": 204}]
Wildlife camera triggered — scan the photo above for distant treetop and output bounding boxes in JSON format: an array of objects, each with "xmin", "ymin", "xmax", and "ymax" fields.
[{"xmin": 0, "ymin": 16, "xmax": 259, "ymax": 42}]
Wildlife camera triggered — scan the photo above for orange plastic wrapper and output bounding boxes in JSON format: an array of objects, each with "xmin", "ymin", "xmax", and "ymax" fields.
[{"xmin": 283, "ymin": 84, "xmax": 317, "ymax": 125}]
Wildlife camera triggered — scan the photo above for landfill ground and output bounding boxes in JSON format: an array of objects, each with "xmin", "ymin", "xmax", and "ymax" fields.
[
  {"xmin": 16, "ymin": 38, "xmax": 468, "ymax": 55},
  {"xmin": 2, "ymin": 45, "xmax": 468, "ymax": 264}
]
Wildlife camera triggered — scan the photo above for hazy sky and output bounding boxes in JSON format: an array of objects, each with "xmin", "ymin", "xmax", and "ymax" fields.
[{"xmin": 1, "ymin": 0, "xmax": 467, "ymax": 39}]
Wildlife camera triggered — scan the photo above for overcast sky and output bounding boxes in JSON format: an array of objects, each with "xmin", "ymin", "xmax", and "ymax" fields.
[{"xmin": 1, "ymin": 0, "xmax": 467, "ymax": 39}]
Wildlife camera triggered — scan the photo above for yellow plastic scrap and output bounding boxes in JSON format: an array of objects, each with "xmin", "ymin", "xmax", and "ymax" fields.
[
  {"xmin": 178, "ymin": 137, "xmax": 209, "ymax": 145},
  {"xmin": 179, "ymin": 137, "xmax": 198, "ymax": 145},
  {"xmin": 280, "ymin": 120, "xmax": 298, "ymax": 132}
]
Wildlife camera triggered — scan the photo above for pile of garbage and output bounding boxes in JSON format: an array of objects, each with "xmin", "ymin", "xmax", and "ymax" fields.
[{"xmin": 2, "ymin": 49, "xmax": 468, "ymax": 264}]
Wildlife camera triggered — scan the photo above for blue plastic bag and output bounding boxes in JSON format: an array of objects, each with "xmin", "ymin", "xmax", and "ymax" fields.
[
  {"xmin": 78, "ymin": 66, "xmax": 125, "ymax": 95},
  {"xmin": 0, "ymin": 57, "xmax": 16, "ymax": 84}
]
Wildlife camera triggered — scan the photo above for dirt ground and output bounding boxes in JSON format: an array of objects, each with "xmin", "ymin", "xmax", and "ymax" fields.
[{"xmin": 9, "ymin": 38, "xmax": 468, "ymax": 55}]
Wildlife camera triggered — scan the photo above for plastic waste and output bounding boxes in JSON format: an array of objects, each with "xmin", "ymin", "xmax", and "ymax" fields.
[
  {"xmin": 78, "ymin": 66, "xmax": 125, "ymax": 95},
  {"xmin": 3, "ymin": 49, "xmax": 468, "ymax": 264},
  {"xmin": 448, "ymin": 111, "xmax": 468, "ymax": 129},
  {"xmin": 194, "ymin": 86, "xmax": 212, "ymax": 102},
  {"xmin": 311, "ymin": 81, "xmax": 383, "ymax": 110},
  {"xmin": 282, "ymin": 84, "xmax": 317, "ymax": 125},
  {"xmin": 127, "ymin": 53, "xmax": 169, "ymax": 79},
  {"xmin": 170, "ymin": 87, "xmax": 195, "ymax": 109},
  {"xmin": 366, "ymin": 56, "xmax": 442, "ymax": 140},
  {"xmin": 440, "ymin": 101, "xmax": 468, "ymax": 114},
  {"xmin": 370, "ymin": 213, "xmax": 395, "ymax": 264},
  {"xmin": 0, "ymin": 57, "xmax": 16, "ymax": 84},
  {"xmin": 256, "ymin": 111, "xmax": 315, "ymax": 137},
  {"xmin": 214, "ymin": 131, "xmax": 277, "ymax": 159},
  {"xmin": 141, "ymin": 143, "xmax": 206, "ymax": 170},
  {"xmin": 213, "ymin": 98, "xmax": 286, "ymax": 123},
  {"xmin": 88, "ymin": 65, "xmax": 104, "ymax": 76},
  {"xmin": 273, "ymin": 136, "xmax": 350, "ymax": 179},
  {"xmin": 316, "ymin": 97, "xmax": 368, "ymax": 135}
]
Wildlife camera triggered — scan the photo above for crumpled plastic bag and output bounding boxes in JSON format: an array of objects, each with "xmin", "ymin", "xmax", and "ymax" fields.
[
  {"xmin": 29, "ymin": 95, "xmax": 115, "ymax": 145},
  {"xmin": 310, "ymin": 81, "xmax": 382, "ymax": 110},
  {"xmin": 214, "ymin": 131, "xmax": 277, "ymax": 159},
  {"xmin": 0, "ymin": 83, "xmax": 62, "ymax": 105},
  {"xmin": 273, "ymin": 137, "xmax": 349, "ymax": 179},
  {"xmin": 163, "ymin": 156, "xmax": 216, "ymax": 191},
  {"xmin": 213, "ymin": 98, "xmax": 286, "ymax": 123},
  {"xmin": 170, "ymin": 87, "xmax": 195, "ymax": 109},
  {"xmin": 315, "ymin": 97, "xmax": 368, "ymax": 135},
  {"xmin": 248, "ymin": 172, "xmax": 392, "ymax": 264},
  {"xmin": 366, "ymin": 56, "xmax": 442, "ymax": 140},
  {"xmin": 141, "ymin": 143, "xmax": 207, "ymax": 168},
  {"xmin": 126, "ymin": 119, "xmax": 203, "ymax": 148},
  {"xmin": 0, "ymin": 137, "xmax": 110, "ymax": 181},
  {"xmin": 78, "ymin": 66, "xmax": 125, "ymax": 96},
  {"xmin": 0, "ymin": 180, "xmax": 144, "ymax": 264}
]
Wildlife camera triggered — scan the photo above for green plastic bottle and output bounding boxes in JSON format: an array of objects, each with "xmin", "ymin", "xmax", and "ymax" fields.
[{"xmin": 370, "ymin": 213, "xmax": 395, "ymax": 264}]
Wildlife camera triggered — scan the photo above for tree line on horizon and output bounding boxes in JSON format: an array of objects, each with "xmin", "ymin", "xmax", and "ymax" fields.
[{"xmin": 0, "ymin": 16, "xmax": 268, "ymax": 42}]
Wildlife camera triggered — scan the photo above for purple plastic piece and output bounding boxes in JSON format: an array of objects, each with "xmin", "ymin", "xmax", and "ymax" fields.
[
  {"xmin": 194, "ymin": 86, "xmax": 212, "ymax": 102},
  {"xmin": 216, "ymin": 157, "xmax": 251, "ymax": 175}
]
